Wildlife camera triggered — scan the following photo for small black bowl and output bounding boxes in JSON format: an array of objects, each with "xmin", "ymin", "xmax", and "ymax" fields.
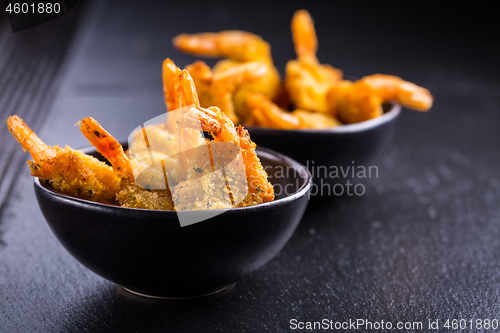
[
  {"xmin": 34, "ymin": 146, "xmax": 311, "ymax": 298},
  {"xmin": 246, "ymin": 103, "xmax": 401, "ymax": 192}
]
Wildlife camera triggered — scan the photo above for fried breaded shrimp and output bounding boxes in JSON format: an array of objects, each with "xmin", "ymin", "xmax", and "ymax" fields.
[
  {"xmin": 285, "ymin": 10, "xmax": 342, "ymax": 114},
  {"xmin": 174, "ymin": 31, "xmax": 282, "ymax": 123},
  {"xmin": 327, "ymin": 80, "xmax": 383, "ymax": 124},
  {"xmin": 79, "ymin": 117, "xmax": 133, "ymax": 181},
  {"xmin": 246, "ymin": 93, "xmax": 341, "ymax": 130},
  {"xmin": 163, "ymin": 58, "xmax": 182, "ymax": 112},
  {"xmin": 6, "ymin": 115, "xmax": 119, "ymax": 204},
  {"xmin": 291, "ymin": 109, "xmax": 342, "ymax": 129},
  {"xmin": 174, "ymin": 31, "xmax": 273, "ymax": 64},
  {"xmin": 209, "ymin": 61, "xmax": 268, "ymax": 123},
  {"xmin": 246, "ymin": 93, "xmax": 300, "ymax": 130},
  {"xmin": 184, "ymin": 60, "xmax": 214, "ymax": 109},
  {"xmin": 327, "ymin": 75, "xmax": 433, "ymax": 124},
  {"xmin": 184, "ymin": 60, "xmax": 268, "ymax": 123},
  {"xmin": 79, "ymin": 117, "xmax": 175, "ymax": 210},
  {"xmin": 359, "ymin": 74, "xmax": 433, "ymax": 112},
  {"xmin": 176, "ymin": 70, "xmax": 274, "ymax": 207},
  {"xmin": 162, "ymin": 58, "xmax": 183, "ymax": 132},
  {"xmin": 285, "ymin": 60, "xmax": 342, "ymax": 113},
  {"xmin": 212, "ymin": 58, "xmax": 282, "ymax": 123},
  {"xmin": 291, "ymin": 9, "xmax": 318, "ymax": 64}
]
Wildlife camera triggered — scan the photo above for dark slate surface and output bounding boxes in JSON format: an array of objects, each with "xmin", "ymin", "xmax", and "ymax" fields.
[
  {"xmin": 1, "ymin": 1, "xmax": 499, "ymax": 332},
  {"xmin": 0, "ymin": 5, "xmax": 83, "ymax": 212}
]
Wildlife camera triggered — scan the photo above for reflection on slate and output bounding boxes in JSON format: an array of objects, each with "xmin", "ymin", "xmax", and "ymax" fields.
[
  {"xmin": 0, "ymin": 0, "xmax": 499, "ymax": 331},
  {"xmin": 0, "ymin": 3, "xmax": 84, "ymax": 227}
]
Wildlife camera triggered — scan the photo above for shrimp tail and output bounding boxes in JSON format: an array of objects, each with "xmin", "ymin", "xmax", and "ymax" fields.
[
  {"xmin": 291, "ymin": 9, "xmax": 318, "ymax": 63},
  {"xmin": 79, "ymin": 117, "xmax": 133, "ymax": 178},
  {"xmin": 6, "ymin": 115, "xmax": 57, "ymax": 163},
  {"xmin": 163, "ymin": 58, "xmax": 183, "ymax": 111}
]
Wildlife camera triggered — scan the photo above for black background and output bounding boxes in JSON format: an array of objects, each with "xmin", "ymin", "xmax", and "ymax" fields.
[{"xmin": 1, "ymin": 0, "xmax": 499, "ymax": 332}]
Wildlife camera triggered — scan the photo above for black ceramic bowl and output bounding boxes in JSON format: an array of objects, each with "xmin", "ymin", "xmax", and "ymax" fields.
[
  {"xmin": 246, "ymin": 103, "xmax": 401, "ymax": 192},
  {"xmin": 34, "ymin": 146, "xmax": 311, "ymax": 298}
]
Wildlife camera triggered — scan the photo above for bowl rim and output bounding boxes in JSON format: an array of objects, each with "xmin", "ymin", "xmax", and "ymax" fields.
[
  {"xmin": 34, "ymin": 146, "xmax": 312, "ymax": 214},
  {"xmin": 244, "ymin": 102, "xmax": 401, "ymax": 134}
]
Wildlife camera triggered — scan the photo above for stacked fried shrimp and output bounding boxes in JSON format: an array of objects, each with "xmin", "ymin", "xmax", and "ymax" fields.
[
  {"xmin": 173, "ymin": 10, "xmax": 433, "ymax": 130},
  {"xmin": 7, "ymin": 63, "xmax": 274, "ymax": 210}
]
